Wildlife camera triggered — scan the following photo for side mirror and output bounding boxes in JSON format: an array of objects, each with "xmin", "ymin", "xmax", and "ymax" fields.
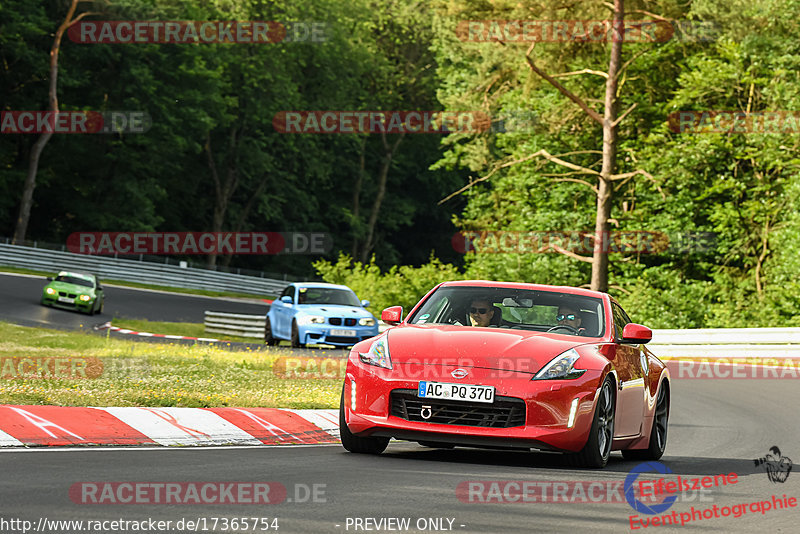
[
  {"xmin": 361, "ymin": 300, "xmax": 370, "ymax": 308},
  {"xmin": 280, "ymin": 295, "xmax": 293, "ymax": 304},
  {"xmin": 46, "ymin": 277, "xmax": 53, "ymax": 281},
  {"xmin": 622, "ymin": 323, "xmax": 652, "ymax": 344},
  {"xmin": 381, "ymin": 306, "xmax": 403, "ymax": 325}
]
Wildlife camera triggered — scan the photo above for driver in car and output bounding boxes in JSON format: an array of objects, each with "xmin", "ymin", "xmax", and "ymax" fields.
[
  {"xmin": 468, "ymin": 298, "xmax": 497, "ymax": 327},
  {"xmin": 556, "ymin": 305, "xmax": 584, "ymax": 334}
]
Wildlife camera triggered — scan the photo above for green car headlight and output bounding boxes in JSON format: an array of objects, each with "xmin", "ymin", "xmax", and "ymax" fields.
[
  {"xmin": 79, "ymin": 294, "xmax": 92, "ymax": 302},
  {"xmin": 45, "ymin": 288, "xmax": 57, "ymax": 295}
]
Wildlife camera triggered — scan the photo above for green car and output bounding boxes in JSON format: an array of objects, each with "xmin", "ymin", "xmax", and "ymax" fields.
[{"xmin": 41, "ymin": 271, "xmax": 105, "ymax": 315}]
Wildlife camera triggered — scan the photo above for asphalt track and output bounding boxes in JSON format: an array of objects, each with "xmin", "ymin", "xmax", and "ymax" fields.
[
  {"xmin": 1, "ymin": 272, "xmax": 798, "ymax": 532},
  {"xmin": 2, "ymin": 379, "xmax": 798, "ymax": 533}
]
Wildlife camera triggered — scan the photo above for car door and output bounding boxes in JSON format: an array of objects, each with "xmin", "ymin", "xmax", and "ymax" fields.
[
  {"xmin": 611, "ymin": 301, "xmax": 646, "ymax": 437},
  {"xmin": 273, "ymin": 285, "xmax": 295, "ymax": 338}
]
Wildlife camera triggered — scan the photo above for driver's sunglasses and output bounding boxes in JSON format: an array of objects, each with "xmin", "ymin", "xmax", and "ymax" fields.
[
  {"xmin": 556, "ymin": 314, "xmax": 577, "ymax": 321},
  {"xmin": 470, "ymin": 307, "xmax": 489, "ymax": 314}
]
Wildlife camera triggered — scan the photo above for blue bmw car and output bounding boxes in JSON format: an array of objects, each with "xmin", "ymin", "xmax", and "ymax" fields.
[{"xmin": 265, "ymin": 283, "xmax": 379, "ymax": 348}]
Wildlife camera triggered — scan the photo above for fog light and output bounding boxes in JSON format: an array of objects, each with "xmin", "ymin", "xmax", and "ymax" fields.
[{"xmin": 567, "ymin": 398, "xmax": 579, "ymax": 428}]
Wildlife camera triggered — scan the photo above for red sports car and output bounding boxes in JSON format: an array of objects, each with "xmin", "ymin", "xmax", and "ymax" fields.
[{"xmin": 339, "ymin": 281, "xmax": 670, "ymax": 468}]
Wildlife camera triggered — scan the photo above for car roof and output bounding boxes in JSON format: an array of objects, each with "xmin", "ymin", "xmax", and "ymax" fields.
[
  {"xmin": 56, "ymin": 271, "xmax": 96, "ymax": 282},
  {"xmin": 293, "ymin": 282, "xmax": 354, "ymax": 292},
  {"xmin": 439, "ymin": 280, "xmax": 607, "ymax": 299}
]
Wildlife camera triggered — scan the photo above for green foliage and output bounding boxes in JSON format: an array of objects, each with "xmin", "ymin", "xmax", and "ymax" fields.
[{"xmin": 314, "ymin": 253, "xmax": 465, "ymax": 314}]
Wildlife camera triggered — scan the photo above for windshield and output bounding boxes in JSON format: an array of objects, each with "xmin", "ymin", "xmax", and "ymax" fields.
[
  {"xmin": 55, "ymin": 275, "xmax": 94, "ymax": 288},
  {"xmin": 407, "ymin": 286, "xmax": 605, "ymax": 337},
  {"xmin": 297, "ymin": 287, "xmax": 361, "ymax": 306}
]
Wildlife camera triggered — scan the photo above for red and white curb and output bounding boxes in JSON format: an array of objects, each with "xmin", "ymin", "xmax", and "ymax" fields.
[
  {"xmin": 94, "ymin": 322, "xmax": 222, "ymax": 342},
  {"xmin": 0, "ymin": 405, "xmax": 339, "ymax": 447}
]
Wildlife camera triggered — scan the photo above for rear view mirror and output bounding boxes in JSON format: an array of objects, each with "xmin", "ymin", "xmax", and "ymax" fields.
[
  {"xmin": 361, "ymin": 300, "xmax": 370, "ymax": 308},
  {"xmin": 622, "ymin": 323, "xmax": 652, "ymax": 344},
  {"xmin": 381, "ymin": 306, "xmax": 403, "ymax": 325},
  {"xmin": 280, "ymin": 296, "xmax": 293, "ymax": 304},
  {"xmin": 46, "ymin": 277, "xmax": 53, "ymax": 281}
]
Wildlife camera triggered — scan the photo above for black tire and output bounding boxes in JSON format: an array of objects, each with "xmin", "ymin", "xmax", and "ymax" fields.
[
  {"xmin": 264, "ymin": 318, "xmax": 278, "ymax": 346},
  {"xmin": 569, "ymin": 376, "xmax": 615, "ymax": 468},
  {"xmin": 622, "ymin": 381, "xmax": 669, "ymax": 462},
  {"xmin": 418, "ymin": 441, "xmax": 456, "ymax": 449},
  {"xmin": 98, "ymin": 299, "xmax": 104, "ymax": 315},
  {"xmin": 291, "ymin": 321, "xmax": 305, "ymax": 348},
  {"xmin": 339, "ymin": 387, "xmax": 389, "ymax": 454}
]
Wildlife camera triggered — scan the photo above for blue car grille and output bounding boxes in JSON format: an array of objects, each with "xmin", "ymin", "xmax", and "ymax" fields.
[
  {"xmin": 390, "ymin": 389, "xmax": 526, "ymax": 428},
  {"xmin": 328, "ymin": 318, "xmax": 358, "ymax": 326}
]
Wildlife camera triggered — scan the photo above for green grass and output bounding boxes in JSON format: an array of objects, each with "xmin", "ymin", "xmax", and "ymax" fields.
[
  {"xmin": 0, "ymin": 322, "xmax": 342, "ymax": 409},
  {"xmin": 111, "ymin": 318, "xmax": 257, "ymax": 343},
  {"xmin": 0, "ymin": 265, "xmax": 276, "ymax": 300}
]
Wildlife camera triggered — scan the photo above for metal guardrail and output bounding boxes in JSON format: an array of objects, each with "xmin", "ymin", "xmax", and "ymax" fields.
[
  {"xmin": 0, "ymin": 243, "xmax": 289, "ymax": 297},
  {"xmin": 205, "ymin": 311, "xmax": 266, "ymax": 338},
  {"xmin": 648, "ymin": 328, "xmax": 800, "ymax": 359}
]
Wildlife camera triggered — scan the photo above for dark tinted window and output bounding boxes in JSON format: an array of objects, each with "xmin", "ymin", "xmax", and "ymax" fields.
[{"xmin": 55, "ymin": 275, "xmax": 94, "ymax": 288}]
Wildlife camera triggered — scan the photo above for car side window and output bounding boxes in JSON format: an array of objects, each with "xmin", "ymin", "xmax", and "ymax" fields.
[
  {"xmin": 280, "ymin": 285, "xmax": 294, "ymax": 302},
  {"xmin": 611, "ymin": 302, "xmax": 630, "ymax": 340}
]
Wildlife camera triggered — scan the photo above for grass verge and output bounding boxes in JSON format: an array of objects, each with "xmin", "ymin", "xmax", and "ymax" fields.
[
  {"xmin": 111, "ymin": 318, "xmax": 257, "ymax": 343},
  {"xmin": 0, "ymin": 322, "xmax": 341, "ymax": 409}
]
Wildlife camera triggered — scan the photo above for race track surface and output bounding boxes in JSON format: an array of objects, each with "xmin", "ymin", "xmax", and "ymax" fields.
[{"xmin": 2, "ymin": 379, "xmax": 798, "ymax": 533}]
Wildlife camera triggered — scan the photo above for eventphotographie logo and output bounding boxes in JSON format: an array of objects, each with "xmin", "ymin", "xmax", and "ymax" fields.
[{"xmin": 753, "ymin": 447, "xmax": 792, "ymax": 483}]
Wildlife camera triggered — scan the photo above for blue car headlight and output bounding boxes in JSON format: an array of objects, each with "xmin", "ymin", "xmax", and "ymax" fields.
[
  {"xmin": 533, "ymin": 348, "xmax": 585, "ymax": 380},
  {"xmin": 298, "ymin": 315, "xmax": 325, "ymax": 325},
  {"xmin": 359, "ymin": 317, "xmax": 376, "ymax": 326},
  {"xmin": 359, "ymin": 336, "xmax": 391, "ymax": 369}
]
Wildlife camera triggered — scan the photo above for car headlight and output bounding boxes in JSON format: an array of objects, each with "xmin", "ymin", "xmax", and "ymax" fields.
[
  {"xmin": 533, "ymin": 348, "xmax": 585, "ymax": 380},
  {"xmin": 298, "ymin": 315, "xmax": 325, "ymax": 325},
  {"xmin": 79, "ymin": 294, "xmax": 92, "ymax": 302},
  {"xmin": 359, "ymin": 317, "xmax": 375, "ymax": 326},
  {"xmin": 359, "ymin": 336, "xmax": 391, "ymax": 369},
  {"xmin": 45, "ymin": 288, "xmax": 56, "ymax": 295}
]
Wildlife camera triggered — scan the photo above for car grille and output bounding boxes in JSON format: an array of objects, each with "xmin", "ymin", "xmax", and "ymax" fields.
[
  {"xmin": 58, "ymin": 291, "xmax": 77, "ymax": 298},
  {"xmin": 328, "ymin": 318, "xmax": 358, "ymax": 326},
  {"xmin": 390, "ymin": 389, "xmax": 526, "ymax": 428}
]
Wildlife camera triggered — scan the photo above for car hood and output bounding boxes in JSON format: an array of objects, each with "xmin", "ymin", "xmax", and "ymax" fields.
[
  {"xmin": 46, "ymin": 281, "xmax": 94, "ymax": 295},
  {"xmin": 297, "ymin": 304, "xmax": 373, "ymax": 318},
  {"xmin": 385, "ymin": 324, "xmax": 595, "ymax": 374}
]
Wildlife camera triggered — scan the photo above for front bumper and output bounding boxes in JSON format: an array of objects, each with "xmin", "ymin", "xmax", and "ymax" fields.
[
  {"xmin": 300, "ymin": 324, "xmax": 379, "ymax": 346},
  {"xmin": 42, "ymin": 293, "xmax": 94, "ymax": 313},
  {"xmin": 343, "ymin": 355, "xmax": 605, "ymax": 452}
]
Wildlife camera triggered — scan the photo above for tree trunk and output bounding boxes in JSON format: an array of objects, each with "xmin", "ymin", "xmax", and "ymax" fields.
[
  {"xmin": 205, "ymin": 127, "xmax": 239, "ymax": 268},
  {"xmin": 351, "ymin": 137, "xmax": 367, "ymax": 258},
  {"xmin": 13, "ymin": 0, "xmax": 84, "ymax": 243},
  {"xmin": 590, "ymin": 0, "xmax": 624, "ymax": 292},
  {"xmin": 359, "ymin": 132, "xmax": 404, "ymax": 263}
]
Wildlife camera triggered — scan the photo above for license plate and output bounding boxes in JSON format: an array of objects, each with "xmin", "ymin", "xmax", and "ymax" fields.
[
  {"xmin": 417, "ymin": 381, "xmax": 495, "ymax": 404},
  {"xmin": 330, "ymin": 329, "xmax": 356, "ymax": 337},
  {"xmin": 57, "ymin": 297, "xmax": 74, "ymax": 304}
]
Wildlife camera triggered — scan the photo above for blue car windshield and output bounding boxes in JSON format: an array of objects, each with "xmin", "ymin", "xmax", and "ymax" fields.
[
  {"xmin": 298, "ymin": 287, "xmax": 360, "ymax": 306},
  {"xmin": 55, "ymin": 275, "xmax": 94, "ymax": 288}
]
